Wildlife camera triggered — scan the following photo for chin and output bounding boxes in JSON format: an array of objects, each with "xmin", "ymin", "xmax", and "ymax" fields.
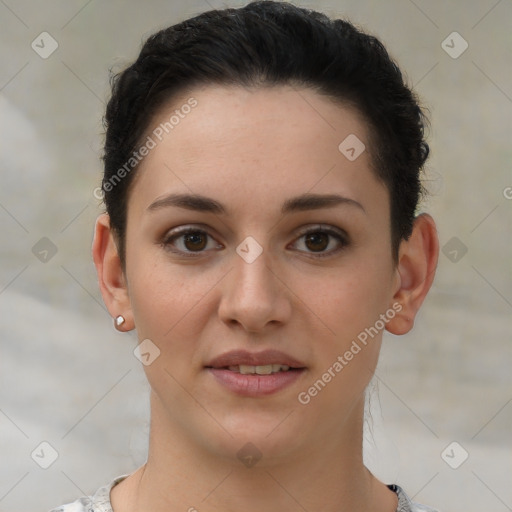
[{"xmin": 200, "ymin": 409, "xmax": 309, "ymax": 464}]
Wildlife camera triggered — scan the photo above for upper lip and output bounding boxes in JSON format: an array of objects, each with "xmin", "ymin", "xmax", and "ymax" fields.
[{"xmin": 206, "ymin": 349, "xmax": 306, "ymax": 369}]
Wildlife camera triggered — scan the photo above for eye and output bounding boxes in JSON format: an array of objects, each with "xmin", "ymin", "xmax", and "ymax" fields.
[
  {"xmin": 291, "ymin": 225, "xmax": 349, "ymax": 257},
  {"xmin": 162, "ymin": 226, "xmax": 222, "ymax": 257},
  {"xmin": 161, "ymin": 224, "xmax": 349, "ymax": 258}
]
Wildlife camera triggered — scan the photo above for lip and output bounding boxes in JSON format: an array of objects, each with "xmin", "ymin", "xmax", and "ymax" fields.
[
  {"xmin": 205, "ymin": 349, "xmax": 307, "ymax": 397},
  {"xmin": 207, "ymin": 368, "xmax": 305, "ymax": 397},
  {"xmin": 206, "ymin": 349, "xmax": 306, "ymax": 369}
]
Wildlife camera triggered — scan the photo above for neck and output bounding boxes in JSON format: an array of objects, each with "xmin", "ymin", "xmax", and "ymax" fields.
[{"xmin": 114, "ymin": 392, "xmax": 397, "ymax": 512}]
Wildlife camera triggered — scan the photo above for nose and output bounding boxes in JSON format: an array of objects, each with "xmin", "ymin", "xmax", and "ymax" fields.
[{"xmin": 218, "ymin": 244, "xmax": 292, "ymax": 334}]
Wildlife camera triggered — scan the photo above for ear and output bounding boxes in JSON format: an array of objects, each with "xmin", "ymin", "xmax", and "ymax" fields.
[
  {"xmin": 92, "ymin": 213, "xmax": 134, "ymax": 331},
  {"xmin": 385, "ymin": 213, "xmax": 439, "ymax": 335}
]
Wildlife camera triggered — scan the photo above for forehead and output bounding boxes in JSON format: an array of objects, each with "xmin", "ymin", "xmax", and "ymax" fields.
[{"xmin": 128, "ymin": 84, "xmax": 387, "ymax": 219}]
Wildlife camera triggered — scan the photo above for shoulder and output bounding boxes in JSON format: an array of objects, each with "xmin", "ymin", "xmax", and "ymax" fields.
[
  {"xmin": 48, "ymin": 475, "xmax": 128, "ymax": 512},
  {"xmin": 390, "ymin": 484, "xmax": 441, "ymax": 512}
]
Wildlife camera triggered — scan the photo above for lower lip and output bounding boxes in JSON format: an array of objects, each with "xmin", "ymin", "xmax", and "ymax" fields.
[{"xmin": 207, "ymin": 368, "xmax": 305, "ymax": 397}]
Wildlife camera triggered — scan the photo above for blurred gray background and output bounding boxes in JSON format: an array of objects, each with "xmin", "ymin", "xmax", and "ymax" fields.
[{"xmin": 0, "ymin": 1, "xmax": 511, "ymax": 511}]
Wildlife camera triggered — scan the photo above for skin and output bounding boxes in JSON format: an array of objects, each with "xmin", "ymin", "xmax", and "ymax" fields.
[{"xmin": 93, "ymin": 84, "xmax": 438, "ymax": 512}]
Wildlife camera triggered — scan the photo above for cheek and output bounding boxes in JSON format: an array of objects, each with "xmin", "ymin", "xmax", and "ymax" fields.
[
  {"xmin": 301, "ymin": 258, "xmax": 392, "ymax": 347},
  {"xmin": 126, "ymin": 252, "xmax": 226, "ymax": 368},
  {"xmin": 294, "ymin": 270, "xmax": 387, "ymax": 418},
  {"xmin": 292, "ymin": 252, "xmax": 393, "ymax": 406},
  {"xmin": 126, "ymin": 264, "xmax": 209, "ymax": 404}
]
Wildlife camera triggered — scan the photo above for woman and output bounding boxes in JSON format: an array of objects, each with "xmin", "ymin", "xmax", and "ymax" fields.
[{"xmin": 51, "ymin": 1, "xmax": 439, "ymax": 510}]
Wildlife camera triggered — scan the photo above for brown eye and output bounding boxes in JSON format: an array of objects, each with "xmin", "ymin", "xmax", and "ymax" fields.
[
  {"xmin": 304, "ymin": 232, "xmax": 329, "ymax": 252},
  {"xmin": 162, "ymin": 227, "xmax": 221, "ymax": 257},
  {"xmin": 183, "ymin": 231, "xmax": 207, "ymax": 251},
  {"xmin": 292, "ymin": 226, "xmax": 349, "ymax": 258}
]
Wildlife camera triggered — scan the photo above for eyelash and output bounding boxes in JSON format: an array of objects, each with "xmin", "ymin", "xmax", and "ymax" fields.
[{"xmin": 161, "ymin": 225, "xmax": 349, "ymax": 259}]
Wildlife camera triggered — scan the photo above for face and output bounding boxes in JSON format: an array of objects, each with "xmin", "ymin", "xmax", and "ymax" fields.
[{"xmin": 121, "ymin": 85, "xmax": 400, "ymax": 461}]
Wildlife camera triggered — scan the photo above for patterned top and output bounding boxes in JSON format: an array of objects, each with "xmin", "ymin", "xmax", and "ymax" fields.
[{"xmin": 48, "ymin": 475, "xmax": 440, "ymax": 512}]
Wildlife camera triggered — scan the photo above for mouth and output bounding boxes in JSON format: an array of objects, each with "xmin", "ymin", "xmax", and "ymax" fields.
[
  {"xmin": 206, "ymin": 349, "xmax": 306, "ymax": 369},
  {"xmin": 226, "ymin": 364, "xmax": 293, "ymax": 375},
  {"xmin": 205, "ymin": 350, "xmax": 306, "ymax": 397}
]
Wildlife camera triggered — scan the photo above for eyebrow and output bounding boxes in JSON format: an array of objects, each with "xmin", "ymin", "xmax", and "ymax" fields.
[{"xmin": 147, "ymin": 192, "xmax": 366, "ymax": 215}]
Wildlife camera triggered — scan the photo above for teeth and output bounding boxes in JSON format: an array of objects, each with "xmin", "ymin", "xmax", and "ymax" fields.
[
  {"xmin": 255, "ymin": 364, "xmax": 273, "ymax": 375},
  {"xmin": 228, "ymin": 364, "xmax": 291, "ymax": 374}
]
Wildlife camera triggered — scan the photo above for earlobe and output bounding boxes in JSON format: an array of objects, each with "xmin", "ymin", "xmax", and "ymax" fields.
[
  {"xmin": 92, "ymin": 213, "xmax": 134, "ymax": 331},
  {"xmin": 385, "ymin": 213, "xmax": 439, "ymax": 335}
]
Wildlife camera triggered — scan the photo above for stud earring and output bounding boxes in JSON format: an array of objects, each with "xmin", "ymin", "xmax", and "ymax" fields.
[{"xmin": 115, "ymin": 315, "xmax": 125, "ymax": 328}]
